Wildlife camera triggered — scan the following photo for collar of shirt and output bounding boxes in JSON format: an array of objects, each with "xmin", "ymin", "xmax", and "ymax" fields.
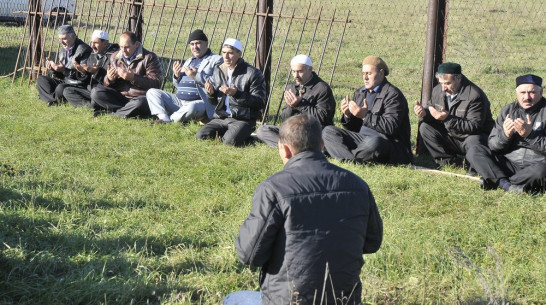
[{"xmin": 122, "ymin": 51, "xmax": 138, "ymax": 64}]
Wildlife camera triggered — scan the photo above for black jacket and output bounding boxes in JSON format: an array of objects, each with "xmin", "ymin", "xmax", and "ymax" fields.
[
  {"xmin": 207, "ymin": 58, "xmax": 266, "ymax": 121},
  {"xmin": 78, "ymin": 43, "xmax": 120, "ymax": 90},
  {"xmin": 53, "ymin": 38, "xmax": 92, "ymax": 83},
  {"xmin": 488, "ymin": 97, "xmax": 546, "ymax": 167},
  {"xmin": 236, "ymin": 151, "xmax": 383, "ymax": 305},
  {"xmin": 341, "ymin": 79, "xmax": 412, "ymax": 164},
  {"xmin": 421, "ymin": 76, "xmax": 494, "ymax": 140},
  {"xmin": 281, "ymin": 72, "xmax": 336, "ymax": 127}
]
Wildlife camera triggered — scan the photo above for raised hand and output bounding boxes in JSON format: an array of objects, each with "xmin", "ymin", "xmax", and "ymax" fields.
[
  {"xmin": 205, "ymin": 78, "xmax": 215, "ymax": 95},
  {"xmin": 349, "ymin": 98, "xmax": 368, "ymax": 119},
  {"xmin": 414, "ymin": 100, "xmax": 425, "ymax": 117},
  {"xmin": 340, "ymin": 95, "xmax": 351, "ymax": 117},
  {"xmin": 173, "ymin": 61, "xmax": 182, "ymax": 78},
  {"xmin": 284, "ymin": 89, "xmax": 302, "ymax": 107},
  {"xmin": 429, "ymin": 105, "xmax": 448, "ymax": 121},
  {"xmin": 220, "ymin": 84, "xmax": 238, "ymax": 97},
  {"xmin": 514, "ymin": 114, "xmax": 533, "ymax": 138},
  {"xmin": 503, "ymin": 114, "xmax": 515, "ymax": 138}
]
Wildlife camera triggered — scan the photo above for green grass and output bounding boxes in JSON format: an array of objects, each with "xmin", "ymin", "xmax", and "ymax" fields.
[
  {"xmin": 1, "ymin": 77, "xmax": 545, "ymax": 304},
  {"xmin": 1, "ymin": 0, "xmax": 546, "ymax": 303}
]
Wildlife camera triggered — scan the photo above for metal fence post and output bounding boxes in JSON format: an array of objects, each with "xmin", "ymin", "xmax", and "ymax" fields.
[
  {"xmin": 29, "ymin": 0, "xmax": 43, "ymax": 81},
  {"xmin": 129, "ymin": 0, "xmax": 144, "ymax": 41},
  {"xmin": 417, "ymin": 0, "xmax": 449, "ymax": 155},
  {"xmin": 256, "ymin": 0, "xmax": 273, "ymax": 95}
]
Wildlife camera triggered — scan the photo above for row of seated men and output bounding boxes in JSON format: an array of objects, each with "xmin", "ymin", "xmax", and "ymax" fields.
[{"xmin": 37, "ymin": 25, "xmax": 546, "ymax": 194}]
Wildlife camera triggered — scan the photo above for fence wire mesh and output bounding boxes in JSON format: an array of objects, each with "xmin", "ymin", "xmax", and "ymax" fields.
[{"xmin": 1, "ymin": 0, "xmax": 545, "ymax": 123}]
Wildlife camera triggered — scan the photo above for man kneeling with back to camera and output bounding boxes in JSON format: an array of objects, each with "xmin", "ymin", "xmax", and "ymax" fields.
[{"xmin": 224, "ymin": 114, "xmax": 383, "ymax": 305}]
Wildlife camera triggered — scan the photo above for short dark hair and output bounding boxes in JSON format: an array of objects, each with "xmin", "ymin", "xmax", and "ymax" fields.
[
  {"xmin": 279, "ymin": 114, "xmax": 322, "ymax": 154},
  {"xmin": 120, "ymin": 31, "xmax": 138, "ymax": 44}
]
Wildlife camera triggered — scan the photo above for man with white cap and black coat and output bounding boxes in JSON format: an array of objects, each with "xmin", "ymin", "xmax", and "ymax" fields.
[
  {"xmin": 466, "ymin": 74, "xmax": 546, "ymax": 193},
  {"xmin": 322, "ymin": 55, "xmax": 412, "ymax": 165},
  {"xmin": 196, "ymin": 38, "xmax": 266, "ymax": 146},
  {"xmin": 256, "ymin": 54, "xmax": 336, "ymax": 147},
  {"xmin": 64, "ymin": 30, "xmax": 120, "ymax": 108},
  {"xmin": 146, "ymin": 29, "xmax": 222, "ymax": 124},
  {"xmin": 37, "ymin": 24, "xmax": 92, "ymax": 106}
]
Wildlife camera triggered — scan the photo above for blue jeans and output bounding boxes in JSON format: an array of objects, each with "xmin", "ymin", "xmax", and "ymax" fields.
[{"xmin": 222, "ymin": 290, "xmax": 261, "ymax": 305}]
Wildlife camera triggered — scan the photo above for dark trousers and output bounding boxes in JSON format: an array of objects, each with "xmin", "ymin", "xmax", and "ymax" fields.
[
  {"xmin": 419, "ymin": 121, "xmax": 485, "ymax": 163},
  {"xmin": 37, "ymin": 75, "xmax": 84, "ymax": 104},
  {"xmin": 90, "ymin": 85, "xmax": 151, "ymax": 118},
  {"xmin": 64, "ymin": 86, "xmax": 92, "ymax": 108},
  {"xmin": 256, "ymin": 124, "xmax": 280, "ymax": 148},
  {"xmin": 466, "ymin": 144, "xmax": 546, "ymax": 191},
  {"xmin": 322, "ymin": 125, "xmax": 393, "ymax": 164},
  {"xmin": 196, "ymin": 118, "xmax": 255, "ymax": 147}
]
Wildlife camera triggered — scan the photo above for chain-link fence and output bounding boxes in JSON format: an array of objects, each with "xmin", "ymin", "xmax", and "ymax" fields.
[{"xmin": 2, "ymin": 0, "xmax": 545, "ymax": 122}]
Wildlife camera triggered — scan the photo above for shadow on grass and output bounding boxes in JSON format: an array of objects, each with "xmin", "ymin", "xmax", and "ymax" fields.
[{"xmin": 0, "ymin": 186, "xmax": 220, "ymax": 305}]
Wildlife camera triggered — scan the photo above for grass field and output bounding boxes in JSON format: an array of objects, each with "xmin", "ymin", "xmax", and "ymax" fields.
[{"xmin": 1, "ymin": 0, "xmax": 545, "ymax": 304}]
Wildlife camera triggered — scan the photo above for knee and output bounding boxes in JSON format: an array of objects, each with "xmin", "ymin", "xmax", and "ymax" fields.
[
  {"xmin": 532, "ymin": 163, "xmax": 546, "ymax": 179},
  {"xmin": 90, "ymin": 87, "xmax": 101, "ymax": 101},
  {"xmin": 322, "ymin": 125, "xmax": 338, "ymax": 141},
  {"xmin": 363, "ymin": 136, "xmax": 383, "ymax": 151},
  {"xmin": 146, "ymin": 88, "xmax": 161, "ymax": 102},
  {"xmin": 418, "ymin": 122, "xmax": 435, "ymax": 137},
  {"xmin": 466, "ymin": 143, "xmax": 488, "ymax": 157}
]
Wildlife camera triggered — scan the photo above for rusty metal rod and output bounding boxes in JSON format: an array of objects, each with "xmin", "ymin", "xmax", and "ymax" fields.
[
  {"xmin": 262, "ymin": 6, "xmax": 294, "ymax": 125},
  {"xmin": 21, "ymin": 0, "xmax": 42, "ymax": 84},
  {"xmin": 307, "ymin": 5, "xmax": 321, "ymax": 55},
  {"xmin": 316, "ymin": 8, "xmax": 336, "ymax": 76},
  {"xmin": 162, "ymin": 1, "xmax": 189, "ymax": 89},
  {"xmin": 329, "ymin": 10, "xmax": 350, "ymax": 86},
  {"xmin": 241, "ymin": 2, "xmax": 258, "ymax": 57},
  {"xmin": 271, "ymin": 8, "xmax": 297, "ymax": 125},
  {"xmin": 252, "ymin": 6, "xmax": 269, "ymax": 64},
  {"xmin": 219, "ymin": 2, "xmax": 235, "ymax": 54},
  {"xmin": 234, "ymin": 2, "xmax": 247, "ymax": 40},
  {"xmin": 201, "ymin": 0, "xmax": 212, "ymax": 30},
  {"xmin": 142, "ymin": 0, "xmax": 156, "ymax": 44},
  {"xmin": 12, "ymin": 0, "xmax": 32, "ymax": 83},
  {"xmin": 150, "ymin": 0, "xmax": 167, "ymax": 51},
  {"xmin": 208, "ymin": 2, "xmax": 222, "ymax": 46}
]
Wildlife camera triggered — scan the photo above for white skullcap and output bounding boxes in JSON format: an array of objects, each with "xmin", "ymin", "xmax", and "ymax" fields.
[
  {"xmin": 290, "ymin": 54, "xmax": 313, "ymax": 67},
  {"xmin": 223, "ymin": 38, "xmax": 243, "ymax": 52},
  {"xmin": 91, "ymin": 30, "xmax": 109, "ymax": 41}
]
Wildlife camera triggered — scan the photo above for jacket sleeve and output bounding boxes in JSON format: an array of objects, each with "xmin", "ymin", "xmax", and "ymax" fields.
[
  {"xmin": 488, "ymin": 106, "xmax": 516, "ymax": 153},
  {"xmin": 443, "ymin": 94, "xmax": 489, "ymax": 135},
  {"xmin": 233, "ymin": 69, "xmax": 266, "ymax": 110},
  {"xmin": 362, "ymin": 87, "xmax": 407, "ymax": 137},
  {"xmin": 194, "ymin": 55, "xmax": 222, "ymax": 87},
  {"xmin": 132, "ymin": 53, "xmax": 163, "ymax": 90},
  {"xmin": 236, "ymin": 181, "xmax": 284, "ymax": 267},
  {"xmin": 295, "ymin": 84, "xmax": 336, "ymax": 126},
  {"xmin": 363, "ymin": 188, "xmax": 383, "ymax": 254}
]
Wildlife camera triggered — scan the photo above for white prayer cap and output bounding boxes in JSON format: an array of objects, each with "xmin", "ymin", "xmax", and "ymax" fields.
[
  {"xmin": 91, "ymin": 30, "xmax": 109, "ymax": 41},
  {"xmin": 290, "ymin": 54, "xmax": 313, "ymax": 67},
  {"xmin": 223, "ymin": 38, "xmax": 243, "ymax": 52}
]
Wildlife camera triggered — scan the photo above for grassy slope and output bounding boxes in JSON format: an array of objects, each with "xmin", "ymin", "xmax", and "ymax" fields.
[
  {"xmin": 1, "ymin": 0, "xmax": 545, "ymax": 304},
  {"xmin": 0, "ymin": 79, "xmax": 544, "ymax": 304}
]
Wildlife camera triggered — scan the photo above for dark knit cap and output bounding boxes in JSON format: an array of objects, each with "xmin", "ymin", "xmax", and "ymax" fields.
[
  {"xmin": 57, "ymin": 24, "xmax": 75, "ymax": 35},
  {"xmin": 187, "ymin": 29, "xmax": 208, "ymax": 43},
  {"xmin": 437, "ymin": 62, "xmax": 461, "ymax": 74},
  {"xmin": 516, "ymin": 74, "xmax": 542, "ymax": 88}
]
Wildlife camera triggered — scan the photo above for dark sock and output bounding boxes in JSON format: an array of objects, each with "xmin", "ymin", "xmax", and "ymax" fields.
[{"xmin": 498, "ymin": 178, "xmax": 511, "ymax": 191}]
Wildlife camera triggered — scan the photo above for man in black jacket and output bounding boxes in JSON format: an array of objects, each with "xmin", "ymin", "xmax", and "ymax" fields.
[
  {"xmin": 37, "ymin": 24, "xmax": 92, "ymax": 106},
  {"xmin": 224, "ymin": 114, "xmax": 383, "ymax": 305},
  {"xmin": 196, "ymin": 38, "xmax": 266, "ymax": 146},
  {"xmin": 414, "ymin": 62, "xmax": 494, "ymax": 167},
  {"xmin": 63, "ymin": 30, "xmax": 119, "ymax": 108},
  {"xmin": 256, "ymin": 54, "xmax": 336, "ymax": 147},
  {"xmin": 322, "ymin": 55, "xmax": 412, "ymax": 164},
  {"xmin": 466, "ymin": 74, "xmax": 546, "ymax": 193}
]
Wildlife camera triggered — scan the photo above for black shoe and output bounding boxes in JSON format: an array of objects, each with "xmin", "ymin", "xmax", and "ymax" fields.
[
  {"xmin": 507, "ymin": 184, "xmax": 524, "ymax": 194},
  {"xmin": 47, "ymin": 101, "xmax": 58, "ymax": 107},
  {"xmin": 479, "ymin": 178, "xmax": 498, "ymax": 190},
  {"xmin": 93, "ymin": 109, "xmax": 106, "ymax": 117}
]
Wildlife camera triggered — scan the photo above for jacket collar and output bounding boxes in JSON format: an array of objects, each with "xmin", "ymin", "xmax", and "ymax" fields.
[
  {"xmin": 116, "ymin": 42, "xmax": 144, "ymax": 64},
  {"xmin": 283, "ymin": 150, "xmax": 326, "ymax": 169}
]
